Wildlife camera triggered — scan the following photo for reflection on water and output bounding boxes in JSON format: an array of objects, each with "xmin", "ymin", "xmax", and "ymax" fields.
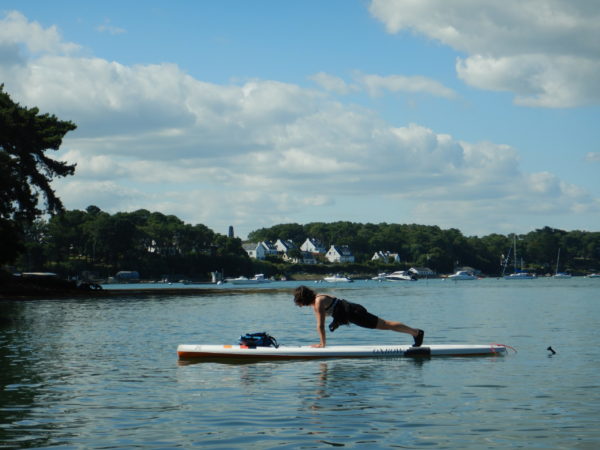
[{"xmin": 2, "ymin": 279, "xmax": 600, "ymax": 448}]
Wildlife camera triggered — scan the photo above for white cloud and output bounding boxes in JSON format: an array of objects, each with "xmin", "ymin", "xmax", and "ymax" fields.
[
  {"xmin": 310, "ymin": 71, "xmax": 456, "ymax": 100},
  {"xmin": 3, "ymin": 11, "xmax": 598, "ymax": 237},
  {"xmin": 96, "ymin": 19, "xmax": 126, "ymax": 35},
  {"xmin": 456, "ymin": 54, "xmax": 600, "ymax": 108},
  {"xmin": 369, "ymin": 0, "xmax": 600, "ymax": 108},
  {"xmin": 585, "ymin": 152, "xmax": 600, "ymax": 162},
  {"xmin": 0, "ymin": 10, "xmax": 80, "ymax": 55},
  {"xmin": 309, "ymin": 72, "xmax": 356, "ymax": 95},
  {"xmin": 55, "ymin": 180, "xmax": 146, "ymax": 211},
  {"xmin": 358, "ymin": 73, "xmax": 457, "ymax": 99}
]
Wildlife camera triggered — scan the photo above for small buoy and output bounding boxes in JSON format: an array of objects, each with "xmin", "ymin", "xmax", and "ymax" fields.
[{"xmin": 547, "ymin": 346, "xmax": 556, "ymax": 355}]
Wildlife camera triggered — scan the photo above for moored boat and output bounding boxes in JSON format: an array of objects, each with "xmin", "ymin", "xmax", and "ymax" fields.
[
  {"xmin": 385, "ymin": 271, "xmax": 417, "ymax": 281},
  {"xmin": 503, "ymin": 235, "xmax": 536, "ymax": 280},
  {"xmin": 227, "ymin": 274, "xmax": 272, "ymax": 285},
  {"xmin": 504, "ymin": 272, "xmax": 536, "ymax": 280},
  {"xmin": 323, "ymin": 274, "xmax": 353, "ymax": 282},
  {"xmin": 553, "ymin": 272, "xmax": 572, "ymax": 279},
  {"xmin": 553, "ymin": 248, "xmax": 572, "ymax": 278},
  {"xmin": 371, "ymin": 272, "xmax": 388, "ymax": 281},
  {"xmin": 447, "ymin": 270, "xmax": 477, "ymax": 280}
]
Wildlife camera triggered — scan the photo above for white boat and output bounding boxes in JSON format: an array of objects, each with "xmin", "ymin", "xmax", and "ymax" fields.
[
  {"xmin": 371, "ymin": 272, "xmax": 388, "ymax": 281},
  {"xmin": 447, "ymin": 270, "xmax": 477, "ymax": 280},
  {"xmin": 553, "ymin": 273, "xmax": 572, "ymax": 279},
  {"xmin": 586, "ymin": 273, "xmax": 600, "ymax": 278},
  {"xmin": 227, "ymin": 274, "xmax": 272, "ymax": 285},
  {"xmin": 323, "ymin": 274, "xmax": 353, "ymax": 283},
  {"xmin": 553, "ymin": 248, "xmax": 572, "ymax": 278},
  {"xmin": 385, "ymin": 271, "xmax": 416, "ymax": 281},
  {"xmin": 503, "ymin": 235, "xmax": 536, "ymax": 280},
  {"xmin": 504, "ymin": 272, "xmax": 536, "ymax": 280}
]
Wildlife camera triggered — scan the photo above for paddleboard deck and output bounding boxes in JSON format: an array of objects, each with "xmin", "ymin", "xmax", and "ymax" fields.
[{"xmin": 177, "ymin": 344, "xmax": 507, "ymax": 360}]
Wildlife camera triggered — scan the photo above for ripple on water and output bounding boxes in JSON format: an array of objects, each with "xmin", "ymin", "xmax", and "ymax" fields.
[{"xmin": 2, "ymin": 281, "xmax": 600, "ymax": 447}]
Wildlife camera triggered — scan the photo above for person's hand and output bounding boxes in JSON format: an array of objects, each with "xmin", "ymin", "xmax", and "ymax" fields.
[{"xmin": 311, "ymin": 343, "xmax": 324, "ymax": 348}]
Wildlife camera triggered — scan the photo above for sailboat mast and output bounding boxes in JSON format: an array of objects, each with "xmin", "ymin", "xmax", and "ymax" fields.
[{"xmin": 513, "ymin": 235, "xmax": 517, "ymax": 273}]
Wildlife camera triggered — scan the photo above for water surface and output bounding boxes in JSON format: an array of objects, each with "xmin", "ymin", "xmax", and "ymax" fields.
[{"xmin": 1, "ymin": 278, "xmax": 599, "ymax": 448}]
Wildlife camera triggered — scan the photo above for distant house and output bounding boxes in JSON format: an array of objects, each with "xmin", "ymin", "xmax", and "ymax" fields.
[
  {"xmin": 326, "ymin": 245, "xmax": 355, "ymax": 263},
  {"xmin": 243, "ymin": 241, "xmax": 278, "ymax": 260},
  {"xmin": 300, "ymin": 238, "xmax": 326, "ymax": 254},
  {"xmin": 275, "ymin": 239, "xmax": 296, "ymax": 253},
  {"xmin": 371, "ymin": 251, "xmax": 401, "ymax": 263},
  {"xmin": 283, "ymin": 251, "xmax": 317, "ymax": 265},
  {"xmin": 409, "ymin": 267, "xmax": 436, "ymax": 277},
  {"xmin": 259, "ymin": 240, "xmax": 278, "ymax": 257},
  {"xmin": 243, "ymin": 243, "xmax": 263, "ymax": 259},
  {"xmin": 301, "ymin": 252, "xmax": 317, "ymax": 264}
]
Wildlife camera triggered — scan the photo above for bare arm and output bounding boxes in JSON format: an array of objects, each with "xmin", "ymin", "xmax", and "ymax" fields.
[{"xmin": 312, "ymin": 295, "xmax": 327, "ymax": 347}]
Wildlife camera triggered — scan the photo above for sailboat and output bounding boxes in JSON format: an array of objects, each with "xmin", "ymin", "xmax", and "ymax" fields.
[
  {"xmin": 553, "ymin": 248, "xmax": 572, "ymax": 278},
  {"xmin": 503, "ymin": 235, "xmax": 536, "ymax": 279}
]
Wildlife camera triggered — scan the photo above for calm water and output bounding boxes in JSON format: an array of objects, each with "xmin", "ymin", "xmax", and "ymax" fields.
[{"xmin": 1, "ymin": 278, "xmax": 599, "ymax": 448}]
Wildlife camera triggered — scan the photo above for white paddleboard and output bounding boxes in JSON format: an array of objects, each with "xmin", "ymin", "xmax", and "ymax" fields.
[{"xmin": 177, "ymin": 343, "xmax": 507, "ymax": 360}]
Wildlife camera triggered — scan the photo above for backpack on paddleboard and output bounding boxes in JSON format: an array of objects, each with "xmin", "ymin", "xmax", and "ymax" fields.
[{"xmin": 239, "ymin": 332, "xmax": 279, "ymax": 348}]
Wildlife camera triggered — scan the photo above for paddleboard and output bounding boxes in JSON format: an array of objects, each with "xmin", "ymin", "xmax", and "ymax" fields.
[{"xmin": 177, "ymin": 343, "xmax": 507, "ymax": 360}]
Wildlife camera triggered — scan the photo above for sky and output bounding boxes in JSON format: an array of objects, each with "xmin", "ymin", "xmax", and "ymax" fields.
[{"xmin": 1, "ymin": 0, "xmax": 599, "ymax": 239}]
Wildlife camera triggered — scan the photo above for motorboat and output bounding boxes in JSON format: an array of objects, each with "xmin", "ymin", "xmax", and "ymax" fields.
[
  {"xmin": 586, "ymin": 273, "xmax": 600, "ymax": 278},
  {"xmin": 385, "ymin": 271, "xmax": 416, "ymax": 281},
  {"xmin": 371, "ymin": 272, "xmax": 388, "ymax": 281},
  {"xmin": 504, "ymin": 272, "xmax": 536, "ymax": 280},
  {"xmin": 447, "ymin": 270, "xmax": 477, "ymax": 280},
  {"xmin": 323, "ymin": 274, "xmax": 353, "ymax": 283},
  {"xmin": 553, "ymin": 272, "xmax": 572, "ymax": 279},
  {"xmin": 227, "ymin": 274, "xmax": 272, "ymax": 285}
]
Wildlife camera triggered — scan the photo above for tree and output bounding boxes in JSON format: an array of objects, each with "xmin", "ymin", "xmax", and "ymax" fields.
[
  {"xmin": 45, "ymin": 209, "xmax": 88, "ymax": 263},
  {"xmin": 0, "ymin": 85, "xmax": 77, "ymax": 264}
]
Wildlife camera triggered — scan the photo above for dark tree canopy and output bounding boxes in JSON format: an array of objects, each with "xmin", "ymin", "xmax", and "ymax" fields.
[{"xmin": 0, "ymin": 85, "xmax": 77, "ymax": 264}]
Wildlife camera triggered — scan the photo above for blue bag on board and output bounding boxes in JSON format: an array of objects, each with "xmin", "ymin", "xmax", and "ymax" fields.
[{"xmin": 239, "ymin": 332, "xmax": 279, "ymax": 348}]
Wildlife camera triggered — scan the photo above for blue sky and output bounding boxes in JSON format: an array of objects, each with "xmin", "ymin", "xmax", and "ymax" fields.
[{"xmin": 1, "ymin": 0, "xmax": 599, "ymax": 238}]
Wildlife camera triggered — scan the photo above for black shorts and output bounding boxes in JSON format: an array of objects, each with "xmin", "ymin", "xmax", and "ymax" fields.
[{"xmin": 335, "ymin": 300, "xmax": 379, "ymax": 329}]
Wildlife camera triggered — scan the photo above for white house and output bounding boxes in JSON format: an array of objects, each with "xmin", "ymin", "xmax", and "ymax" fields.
[
  {"xmin": 242, "ymin": 243, "xmax": 266, "ymax": 260},
  {"xmin": 300, "ymin": 238, "xmax": 326, "ymax": 254},
  {"xmin": 275, "ymin": 239, "xmax": 296, "ymax": 253},
  {"xmin": 371, "ymin": 251, "xmax": 401, "ymax": 263},
  {"xmin": 243, "ymin": 241, "xmax": 278, "ymax": 259},
  {"xmin": 325, "ymin": 245, "xmax": 355, "ymax": 263},
  {"xmin": 283, "ymin": 251, "xmax": 317, "ymax": 265},
  {"xmin": 259, "ymin": 240, "xmax": 278, "ymax": 257}
]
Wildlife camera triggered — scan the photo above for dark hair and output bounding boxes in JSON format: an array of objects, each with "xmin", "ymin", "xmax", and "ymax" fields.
[{"xmin": 293, "ymin": 285, "xmax": 316, "ymax": 306}]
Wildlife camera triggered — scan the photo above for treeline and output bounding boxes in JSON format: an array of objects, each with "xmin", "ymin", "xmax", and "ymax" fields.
[
  {"xmin": 3, "ymin": 86, "xmax": 598, "ymax": 281},
  {"xmin": 13, "ymin": 208, "xmax": 600, "ymax": 279},
  {"xmin": 16, "ymin": 206, "xmax": 253, "ymax": 281},
  {"xmin": 249, "ymin": 222, "xmax": 600, "ymax": 275}
]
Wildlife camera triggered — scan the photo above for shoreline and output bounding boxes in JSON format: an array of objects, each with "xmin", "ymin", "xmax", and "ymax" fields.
[
  {"xmin": 0, "ymin": 286, "xmax": 300, "ymax": 301},
  {"xmin": 0, "ymin": 281, "xmax": 381, "ymax": 301}
]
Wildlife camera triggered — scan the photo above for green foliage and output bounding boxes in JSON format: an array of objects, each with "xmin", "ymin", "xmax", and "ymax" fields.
[
  {"xmin": 16, "ymin": 206, "xmax": 248, "ymax": 280},
  {"xmin": 0, "ymin": 85, "xmax": 77, "ymax": 264},
  {"xmin": 245, "ymin": 222, "xmax": 600, "ymax": 275},
  {"xmin": 13, "ymin": 207, "xmax": 600, "ymax": 278}
]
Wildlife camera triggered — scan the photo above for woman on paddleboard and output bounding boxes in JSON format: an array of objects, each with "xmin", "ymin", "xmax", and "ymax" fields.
[{"xmin": 293, "ymin": 285, "xmax": 424, "ymax": 348}]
